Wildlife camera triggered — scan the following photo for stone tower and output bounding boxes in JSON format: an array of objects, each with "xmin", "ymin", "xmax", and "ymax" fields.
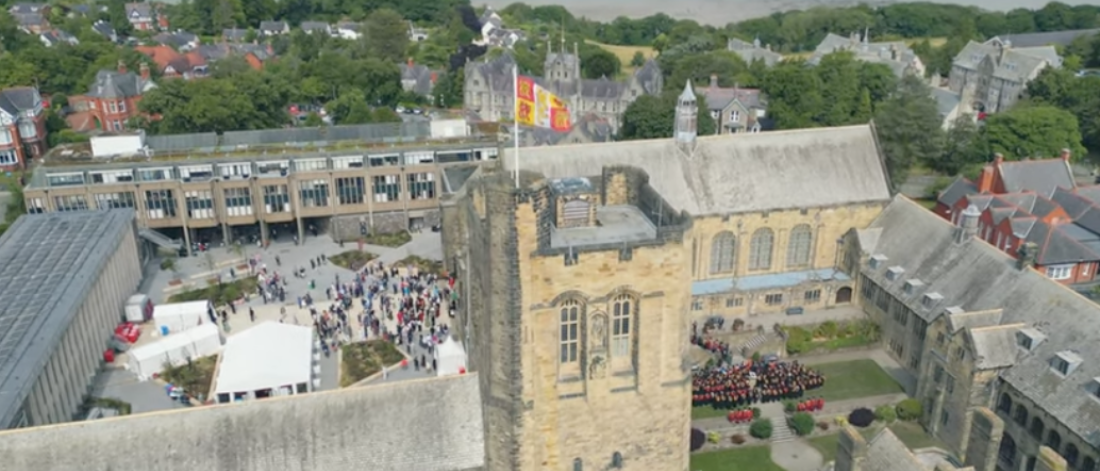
[
  {"xmin": 675, "ymin": 80, "xmax": 697, "ymax": 151},
  {"xmin": 545, "ymin": 40, "xmax": 581, "ymax": 83},
  {"xmin": 441, "ymin": 165, "xmax": 694, "ymax": 471}
]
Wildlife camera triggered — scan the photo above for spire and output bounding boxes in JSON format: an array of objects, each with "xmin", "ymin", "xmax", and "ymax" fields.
[
  {"xmin": 753, "ymin": 35, "xmax": 761, "ymax": 48},
  {"xmin": 560, "ymin": 19, "xmax": 565, "ymax": 54},
  {"xmin": 863, "ymin": 26, "xmax": 869, "ymax": 44},
  {"xmin": 675, "ymin": 80, "xmax": 698, "ymax": 149},
  {"xmin": 678, "ymin": 80, "xmax": 695, "ymax": 102}
]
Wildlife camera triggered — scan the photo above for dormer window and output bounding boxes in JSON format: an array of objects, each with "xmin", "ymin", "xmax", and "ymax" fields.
[
  {"xmin": 921, "ymin": 292, "xmax": 943, "ymax": 310},
  {"xmin": 886, "ymin": 266, "xmax": 905, "ymax": 281},
  {"xmin": 869, "ymin": 254, "xmax": 888, "ymax": 270},
  {"xmin": 1016, "ymin": 327, "xmax": 1046, "ymax": 351},
  {"xmin": 1051, "ymin": 351, "xmax": 1083, "ymax": 377},
  {"xmin": 903, "ymin": 279, "xmax": 923, "ymax": 295}
]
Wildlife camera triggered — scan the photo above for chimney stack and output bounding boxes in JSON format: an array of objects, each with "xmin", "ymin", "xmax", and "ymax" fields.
[
  {"xmin": 835, "ymin": 425, "xmax": 868, "ymax": 471},
  {"xmin": 117, "ymin": 60, "xmax": 127, "ymax": 74},
  {"xmin": 1060, "ymin": 148, "xmax": 1071, "ymax": 161},
  {"xmin": 407, "ymin": 57, "xmax": 414, "ymax": 68},
  {"xmin": 139, "ymin": 62, "xmax": 150, "ymax": 80},
  {"xmin": 994, "ymin": 153, "xmax": 1004, "ymax": 165},
  {"xmin": 957, "ymin": 205, "xmax": 981, "ymax": 243},
  {"xmin": 709, "ymin": 74, "xmax": 718, "ymax": 88}
]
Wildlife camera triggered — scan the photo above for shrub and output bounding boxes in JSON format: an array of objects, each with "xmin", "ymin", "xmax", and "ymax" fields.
[
  {"xmin": 785, "ymin": 326, "xmax": 813, "ymax": 354},
  {"xmin": 690, "ymin": 428, "xmax": 706, "ymax": 451},
  {"xmin": 783, "ymin": 399, "xmax": 798, "ymax": 413},
  {"xmin": 790, "ymin": 412, "xmax": 816, "ymax": 436},
  {"xmin": 875, "ymin": 404, "xmax": 897, "ymax": 423},
  {"xmin": 730, "ymin": 434, "xmax": 747, "ymax": 445},
  {"xmin": 751, "ymin": 351, "xmax": 761, "ymax": 362},
  {"xmin": 814, "ymin": 320, "xmax": 839, "ymax": 338},
  {"xmin": 749, "ymin": 419, "xmax": 773, "ymax": 439},
  {"xmin": 733, "ymin": 318, "xmax": 745, "ymax": 331},
  {"xmin": 708, "ymin": 431, "xmax": 721, "ymax": 444},
  {"xmin": 848, "ymin": 408, "xmax": 875, "ymax": 427},
  {"xmin": 752, "ymin": 407, "xmax": 762, "ymax": 419},
  {"xmin": 834, "ymin": 416, "xmax": 848, "ymax": 426},
  {"xmin": 896, "ymin": 399, "xmax": 923, "ymax": 421},
  {"xmin": 817, "ymin": 421, "xmax": 830, "ymax": 431}
]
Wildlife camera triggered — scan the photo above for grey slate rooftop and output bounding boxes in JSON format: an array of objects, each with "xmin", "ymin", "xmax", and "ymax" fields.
[
  {"xmin": 505, "ymin": 124, "xmax": 891, "ymax": 216},
  {"xmin": 994, "ymin": 29, "xmax": 1100, "ymax": 48},
  {"xmin": 858, "ymin": 196, "xmax": 1100, "ymax": 446},
  {"xmin": 0, "ymin": 210, "xmax": 136, "ymax": 428},
  {"xmin": 952, "ymin": 38, "xmax": 1061, "ymax": 82},
  {"xmin": 0, "ymin": 373, "xmax": 485, "ymax": 471}
]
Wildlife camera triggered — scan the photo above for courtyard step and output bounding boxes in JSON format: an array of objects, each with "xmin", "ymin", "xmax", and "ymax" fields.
[
  {"xmin": 770, "ymin": 416, "xmax": 795, "ymax": 443},
  {"xmin": 738, "ymin": 334, "xmax": 769, "ymax": 354}
]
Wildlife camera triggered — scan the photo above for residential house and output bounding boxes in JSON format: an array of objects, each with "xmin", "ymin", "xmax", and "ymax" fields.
[
  {"xmin": 399, "ymin": 59, "xmax": 437, "ymax": 97},
  {"xmin": 698, "ymin": 74, "xmax": 769, "ymax": 134},
  {"xmin": 334, "ymin": 21, "xmax": 360, "ymax": 40},
  {"xmin": 408, "ymin": 21, "xmax": 428, "ymax": 42},
  {"xmin": 727, "ymin": 37, "xmax": 782, "ymax": 67},
  {"xmin": 135, "ymin": 45, "xmax": 207, "ymax": 79},
  {"xmin": 194, "ymin": 43, "xmax": 272, "ymax": 71},
  {"xmin": 258, "ymin": 21, "xmax": 289, "ymax": 36},
  {"xmin": 67, "ymin": 61, "xmax": 155, "ymax": 132},
  {"xmin": 39, "ymin": 30, "xmax": 79, "ymax": 47},
  {"xmin": 949, "ymin": 37, "xmax": 1060, "ymax": 114},
  {"xmin": 933, "ymin": 153, "xmax": 1100, "ymax": 285},
  {"xmin": 930, "ymin": 85, "xmax": 977, "ymax": 130},
  {"xmin": 300, "ymin": 21, "xmax": 330, "ymax": 35},
  {"xmin": 124, "ymin": 3, "xmax": 157, "ymax": 31},
  {"xmin": 465, "ymin": 48, "xmax": 662, "ymax": 131},
  {"xmin": 476, "ymin": 7, "xmax": 523, "ymax": 48},
  {"xmin": 91, "ymin": 20, "xmax": 118, "ymax": 43},
  {"xmin": 10, "ymin": 3, "xmax": 50, "ymax": 34},
  {"xmin": 153, "ymin": 31, "xmax": 199, "ymax": 51},
  {"xmin": 0, "ymin": 87, "xmax": 47, "ymax": 170},
  {"xmin": 849, "ymin": 196, "xmax": 1100, "ymax": 471},
  {"xmin": 993, "ymin": 28, "xmax": 1100, "ymax": 48},
  {"xmin": 809, "ymin": 31, "xmax": 925, "ymax": 78},
  {"xmin": 222, "ymin": 28, "xmax": 248, "ymax": 43},
  {"xmin": 66, "ymin": 4, "xmax": 105, "ymax": 18}
]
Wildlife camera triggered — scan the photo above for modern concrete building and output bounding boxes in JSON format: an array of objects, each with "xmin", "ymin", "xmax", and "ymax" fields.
[
  {"xmin": 22, "ymin": 126, "xmax": 499, "ymax": 253},
  {"xmin": 0, "ymin": 210, "xmax": 142, "ymax": 429}
]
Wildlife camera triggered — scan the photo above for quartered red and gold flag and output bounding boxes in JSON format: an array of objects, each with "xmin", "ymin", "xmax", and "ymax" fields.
[{"xmin": 515, "ymin": 74, "xmax": 570, "ymax": 131}]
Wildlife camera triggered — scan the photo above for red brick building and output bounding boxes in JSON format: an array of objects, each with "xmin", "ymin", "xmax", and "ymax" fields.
[
  {"xmin": 0, "ymin": 87, "xmax": 48, "ymax": 170},
  {"xmin": 135, "ymin": 45, "xmax": 207, "ymax": 79},
  {"xmin": 66, "ymin": 62, "xmax": 156, "ymax": 132},
  {"xmin": 935, "ymin": 152, "xmax": 1100, "ymax": 285}
]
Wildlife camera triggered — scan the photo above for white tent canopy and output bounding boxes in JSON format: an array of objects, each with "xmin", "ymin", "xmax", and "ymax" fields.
[
  {"xmin": 434, "ymin": 336, "xmax": 467, "ymax": 377},
  {"xmin": 127, "ymin": 323, "xmax": 222, "ymax": 380},
  {"xmin": 153, "ymin": 300, "xmax": 211, "ymax": 335},
  {"xmin": 214, "ymin": 322, "xmax": 314, "ymax": 402}
]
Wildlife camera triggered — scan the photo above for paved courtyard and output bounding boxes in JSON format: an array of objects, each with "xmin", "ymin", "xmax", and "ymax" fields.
[{"xmin": 99, "ymin": 231, "xmax": 447, "ymax": 412}]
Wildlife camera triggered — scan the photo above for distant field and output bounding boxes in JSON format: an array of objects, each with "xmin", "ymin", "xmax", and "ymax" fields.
[{"xmin": 586, "ymin": 40, "xmax": 657, "ymax": 73}]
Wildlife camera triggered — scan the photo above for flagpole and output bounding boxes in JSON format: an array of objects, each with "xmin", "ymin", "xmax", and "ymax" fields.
[{"xmin": 513, "ymin": 63, "xmax": 520, "ymax": 189}]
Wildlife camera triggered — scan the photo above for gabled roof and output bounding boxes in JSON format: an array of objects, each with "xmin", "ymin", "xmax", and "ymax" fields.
[
  {"xmin": 701, "ymin": 85, "xmax": 763, "ymax": 112},
  {"xmin": 860, "ymin": 427, "xmax": 930, "ymax": 471},
  {"xmin": 506, "ymin": 124, "xmax": 890, "ymax": 215},
  {"xmin": 222, "ymin": 28, "xmax": 247, "ymax": 41},
  {"xmin": 259, "ymin": 20, "xmax": 288, "ymax": 32},
  {"xmin": 124, "ymin": 2, "xmax": 152, "ymax": 19},
  {"xmin": 0, "ymin": 87, "xmax": 41, "ymax": 117},
  {"xmin": 994, "ymin": 29, "xmax": 1100, "ymax": 48},
  {"xmin": 9, "ymin": 3, "xmax": 46, "ymax": 14},
  {"xmin": 859, "ymin": 196, "xmax": 1100, "ymax": 445},
  {"xmin": 998, "ymin": 158, "xmax": 1075, "ymax": 196},
  {"xmin": 135, "ymin": 45, "xmax": 206, "ymax": 75},
  {"xmin": 300, "ymin": 21, "xmax": 330, "ymax": 32},
  {"xmin": 86, "ymin": 69, "xmax": 154, "ymax": 98},
  {"xmin": 970, "ymin": 325, "xmax": 1024, "ymax": 370},
  {"xmin": 91, "ymin": 20, "xmax": 116, "ymax": 39},
  {"xmin": 952, "ymin": 38, "xmax": 1058, "ymax": 82},
  {"xmin": 938, "ymin": 176, "xmax": 977, "ymax": 207},
  {"xmin": 153, "ymin": 31, "xmax": 198, "ymax": 49},
  {"xmin": 13, "ymin": 12, "xmax": 45, "ymax": 26}
]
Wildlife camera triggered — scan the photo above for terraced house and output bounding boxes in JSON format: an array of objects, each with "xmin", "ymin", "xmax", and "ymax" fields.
[{"xmin": 848, "ymin": 196, "xmax": 1100, "ymax": 471}]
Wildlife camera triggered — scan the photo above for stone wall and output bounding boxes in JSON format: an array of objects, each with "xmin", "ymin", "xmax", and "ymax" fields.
[
  {"xmin": 330, "ymin": 210, "xmax": 424, "ymax": 241},
  {"xmin": 835, "ymin": 424, "xmax": 869, "ymax": 471},
  {"xmin": 965, "ymin": 407, "xmax": 1003, "ymax": 471}
]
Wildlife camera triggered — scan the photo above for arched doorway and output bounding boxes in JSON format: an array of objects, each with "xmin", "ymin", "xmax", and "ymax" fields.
[
  {"xmin": 998, "ymin": 432, "xmax": 1017, "ymax": 468},
  {"xmin": 835, "ymin": 287, "xmax": 853, "ymax": 304}
]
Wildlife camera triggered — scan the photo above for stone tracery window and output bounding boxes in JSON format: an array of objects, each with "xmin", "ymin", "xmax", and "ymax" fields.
[
  {"xmin": 710, "ymin": 231, "xmax": 736, "ymax": 274},
  {"xmin": 1064, "ymin": 444, "xmax": 1079, "ymax": 468},
  {"xmin": 749, "ymin": 228, "xmax": 774, "ymax": 270},
  {"xmin": 786, "ymin": 224, "xmax": 814, "ymax": 268},
  {"xmin": 560, "ymin": 299, "xmax": 581, "ymax": 366},
  {"xmin": 612, "ymin": 294, "xmax": 634, "ymax": 359}
]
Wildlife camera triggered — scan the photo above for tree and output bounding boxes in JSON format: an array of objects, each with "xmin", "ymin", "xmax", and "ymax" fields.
[
  {"xmin": 873, "ymin": 75, "xmax": 944, "ymax": 187},
  {"xmin": 983, "ymin": 105, "xmax": 1086, "ymax": 160},
  {"xmin": 760, "ymin": 60, "xmax": 823, "ymax": 129},
  {"xmin": 432, "ymin": 69, "xmax": 463, "ymax": 108},
  {"xmin": 365, "ymin": 8, "xmax": 411, "ymax": 63},
  {"xmin": 327, "ymin": 90, "xmax": 374, "ymax": 124},
  {"xmin": 618, "ymin": 90, "xmax": 716, "ymax": 140},
  {"xmin": 936, "ymin": 115, "xmax": 985, "ymax": 174},
  {"xmin": 630, "ymin": 51, "xmax": 646, "ymax": 67},
  {"xmin": 581, "ymin": 48, "xmax": 620, "ymax": 79}
]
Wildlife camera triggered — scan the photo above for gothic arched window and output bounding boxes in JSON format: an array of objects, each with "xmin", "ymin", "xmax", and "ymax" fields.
[
  {"xmin": 611, "ymin": 294, "xmax": 634, "ymax": 359},
  {"xmin": 1064, "ymin": 444, "xmax": 1079, "ymax": 468},
  {"xmin": 786, "ymin": 224, "xmax": 814, "ymax": 268},
  {"xmin": 997, "ymin": 393, "xmax": 1013, "ymax": 414},
  {"xmin": 710, "ymin": 231, "xmax": 736, "ymax": 274},
  {"xmin": 1029, "ymin": 417, "xmax": 1045, "ymax": 440},
  {"xmin": 559, "ymin": 299, "xmax": 581, "ymax": 365},
  {"xmin": 1013, "ymin": 405, "xmax": 1028, "ymax": 426},
  {"xmin": 749, "ymin": 228, "xmax": 774, "ymax": 270},
  {"xmin": 1046, "ymin": 431, "xmax": 1061, "ymax": 452}
]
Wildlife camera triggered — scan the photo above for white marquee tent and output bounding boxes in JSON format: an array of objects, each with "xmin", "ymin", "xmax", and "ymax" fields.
[
  {"xmin": 213, "ymin": 322, "xmax": 315, "ymax": 403},
  {"xmin": 127, "ymin": 323, "xmax": 222, "ymax": 380},
  {"xmin": 434, "ymin": 336, "xmax": 467, "ymax": 377},
  {"xmin": 152, "ymin": 300, "xmax": 211, "ymax": 335}
]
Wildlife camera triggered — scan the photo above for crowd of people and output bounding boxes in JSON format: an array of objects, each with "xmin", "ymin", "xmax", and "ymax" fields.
[{"xmin": 692, "ymin": 358, "xmax": 826, "ymax": 409}]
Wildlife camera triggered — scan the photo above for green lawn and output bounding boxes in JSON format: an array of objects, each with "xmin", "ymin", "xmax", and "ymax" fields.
[
  {"xmin": 690, "ymin": 445, "xmax": 785, "ymax": 471},
  {"xmin": 808, "ymin": 421, "xmax": 944, "ymax": 463},
  {"xmin": 811, "ymin": 359, "xmax": 904, "ymax": 401},
  {"xmin": 693, "ymin": 405, "xmax": 734, "ymax": 420}
]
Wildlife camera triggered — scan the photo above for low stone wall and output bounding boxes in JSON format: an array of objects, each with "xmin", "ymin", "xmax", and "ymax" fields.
[{"xmin": 330, "ymin": 211, "xmax": 420, "ymax": 241}]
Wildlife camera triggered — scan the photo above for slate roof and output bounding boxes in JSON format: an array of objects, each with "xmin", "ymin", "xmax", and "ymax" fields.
[
  {"xmin": 0, "ymin": 87, "xmax": 40, "ymax": 119},
  {"xmin": 222, "ymin": 28, "xmax": 247, "ymax": 41},
  {"xmin": 85, "ymin": 69, "xmax": 154, "ymax": 98},
  {"xmin": 861, "ymin": 427, "xmax": 931, "ymax": 471},
  {"xmin": 505, "ymin": 124, "xmax": 890, "ymax": 215},
  {"xmin": 1000, "ymin": 158, "xmax": 1075, "ymax": 196},
  {"xmin": 300, "ymin": 21, "xmax": 330, "ymax": 33},
  {"xmin": 399, "ymin": 62, "xmax": 436, "ymax": 95},
  {"xmin": 701, "ymin": 84, "xmax": 764, "ymax": 112},
  {"xmin": 727, "ymin": 38, "xmax": 782, "ymax": 67},
  {"xmin": 810, "ymin": 33, "xmax": 920, "ymax": 77},
  {"xmin": 952, "ymin": 39, "xmax": 1059, "ymax": 82},
  {"xmin": 859, "ymin": 196, "xmax": 1100, "ymax": 446},
  {"xmin": 14, "ymin": 13, "xmax": 45, "ymax": 27},
  {"xmin": 124, "ymin": 2, "xmax": 151, "ymax": 20},
  {"xmin": 91, "ymin": 20, "xmax": 116, "ymax": 41},
  {"xmin": 259, "ymin": 20, "xmax": 288, "ymax": 33},
  {"xmin": 0, "ymin": 374, "xmax": 487, "ymax": 470},
  {"xmin": 931, "ymin": 88, "xmax": 961, "ymax": 118},
  {"xmin": 135, "ymin": 45, "xmax": 206, "ymax": 75},
  {"xmin": 153, "ymin": 31, "xmax": 198, "ymax": 49},
  {"xmin": 970, "ymin": 325, "xmax": 1024, "ymax": 370},
  {"xmin": 39, "ymin": 30, "xmax": 78, "ymax": 46},
  {"xmin": 8, "ymin": 3, "xmax": 46, "ymax": 14},
  {"xmin": 994, "ymin": 29, "xmax": 1100, "ymax": 48}
]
